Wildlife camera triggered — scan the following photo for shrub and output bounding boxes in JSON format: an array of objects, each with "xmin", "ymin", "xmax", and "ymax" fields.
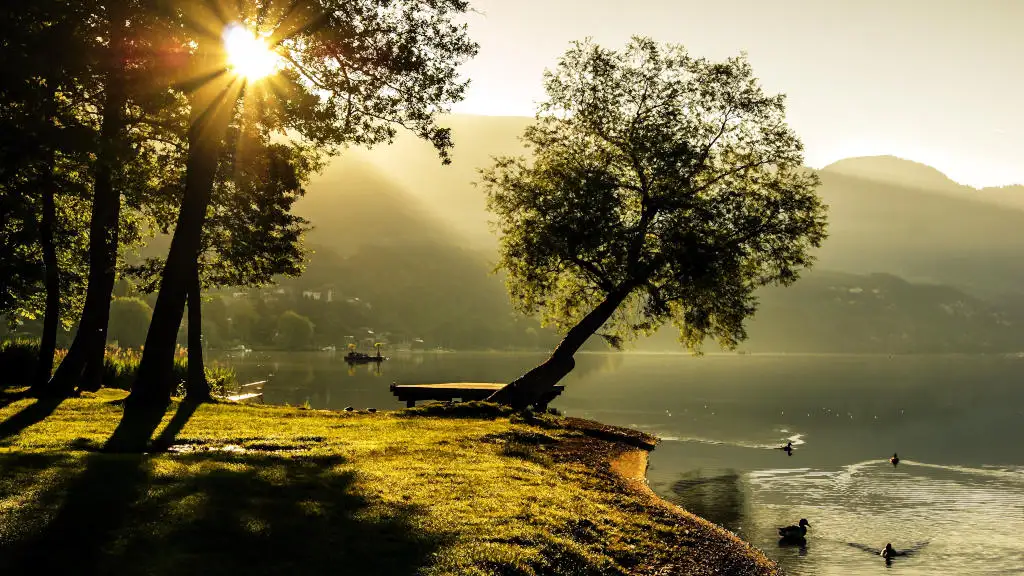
[
  {"xmin": 0, "ymin": 340, "xmax": 235, "ymax": 394},
  {"xmin": 0, "ymin": 340, "xmax": 39, "ymax": 386}
]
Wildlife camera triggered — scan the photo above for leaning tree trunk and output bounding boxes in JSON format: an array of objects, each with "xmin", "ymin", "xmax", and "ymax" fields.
[
  {"xmin": 41, "ymin": 3, "xmax": 128, "ymax": 398},
  {"xmin": 487, "ymin": 287, "xmax": 632, "ymax": 409},
  {"xmin": 33, "ymin": 175, "xmax": 60, "ymax": 388},
  {"xmin": 185, "ymin": 265, "xmax": 211, "ymax": 403},
  {"xmin": 107, "ymin": 74, "xmax": 235, "ymax": 452}
]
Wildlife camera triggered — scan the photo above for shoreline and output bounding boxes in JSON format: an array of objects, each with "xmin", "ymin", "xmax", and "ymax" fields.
[
  {"xmin": 574, "ymin": 418, "xmax": 780, "ymax": 575},
  {"xmin": 0, "ymin": 390, "xmax": 779, "ymax": 575}
]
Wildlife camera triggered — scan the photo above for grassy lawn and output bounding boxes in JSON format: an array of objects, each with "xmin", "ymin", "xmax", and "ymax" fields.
[{"xmin": 0, "ymin": 390, "xmax": 778, "ymax": 575}]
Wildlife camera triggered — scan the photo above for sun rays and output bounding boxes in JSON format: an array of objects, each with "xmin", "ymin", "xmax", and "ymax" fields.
[{"xmin": 223, "ymin": 24, "xmax": 280, "ymax": 81}]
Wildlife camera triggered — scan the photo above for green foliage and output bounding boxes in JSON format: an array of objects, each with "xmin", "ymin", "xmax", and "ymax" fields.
[
  {"xmin": 106, "ymin": 297, "xmax": 153, "ymax": 349},
  {"xmin": 281, "ymin": 0, "xmax": 480, "ymax": 162},
  {"xmin": 127, "ymin": 136, "xmax": 321, "ymax": 295},
  {"xmin": 0, "ymin": 0, "xmax": 94, "ymax": 329},
  {"xmin": 0, "ymin": 341, "xmax": 234, "ymax": 393},
  {"xmin": 276, "ymin": 310, "xmax": 315, "ymax": 350},
  {"xmin": 481, "ymin": 37, "xmax": 828, "ymax": 352}
]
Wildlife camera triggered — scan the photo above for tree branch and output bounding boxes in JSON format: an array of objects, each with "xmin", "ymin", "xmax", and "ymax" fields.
[
  {"xmin": 568, "ymin": 255, "xmax": 613, "ymax": 292},
  {"xmin": 690, "ymin": 157, "xmax": 773, "ymax": 197}
]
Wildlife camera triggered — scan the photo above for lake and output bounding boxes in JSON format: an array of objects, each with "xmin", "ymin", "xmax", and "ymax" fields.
[{"xmin": 214, "ymin": 350, "xmax": 1024, "ymax": 575}]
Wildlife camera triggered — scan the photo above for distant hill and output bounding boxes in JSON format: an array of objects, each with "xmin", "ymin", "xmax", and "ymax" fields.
[
  {"xmin": 814, "ymin": 169, "xmax": 1024, "ymax": 297},
  {"xmin": 345, "ymin": 114, "xmax": 532, "ymax": 248},
  {"xmin": 295, "ymin": 157, "xmax": 464, "ymax": 252},
  {"xmin": 325, "ymin": 121, "xmax": 1024, "ymax": 298},
  {"xmin": 822, "ymin": 155, "xmax": 1024, "ymax": 212},
  {"xmin": 821, "ymin": 156, "xmax": 966, "ymax": 194},
  {"xmin": 234, "ymin": 116, "xmax": 1024, "ymax": 352},
  {"xmin": 635, "ymin": 270, "xmax": 1024, "ymax": 354}
]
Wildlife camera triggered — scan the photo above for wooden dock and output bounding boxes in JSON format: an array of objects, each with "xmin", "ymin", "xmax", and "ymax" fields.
[
  {"xmin": 222, "ymin": 380, "xmax": 267, "ymax": 403},
  {"xmin": 224, "ymin": 392, "xmax": 263, "ymax": 403},
  {"xmin": 389, "ymin": 382, "xmax": 565, "ymax": 410}
]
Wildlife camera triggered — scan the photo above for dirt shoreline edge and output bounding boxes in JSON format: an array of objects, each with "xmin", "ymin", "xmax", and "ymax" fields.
[{"xmin": 554, "ymin": 415, "xmax": 781, "ymax": 575}]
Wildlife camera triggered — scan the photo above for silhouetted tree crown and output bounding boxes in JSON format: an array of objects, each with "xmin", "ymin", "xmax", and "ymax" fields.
[{"xmin": 482, "ymin": 37, "xmax": 828, "ymax": 355}]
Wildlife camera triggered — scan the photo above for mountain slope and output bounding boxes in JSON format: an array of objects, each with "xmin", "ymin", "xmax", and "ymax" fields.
[
  {"xmin": 636, "ymin": 270, "xmax": 1021, "ymax": 353},
  {"xmin": 822, "ymin": 155, "xmax": 1024, "ymax": 212},
  {"xmin": 279, "ymin": 116, "xmax": 1024, "ymax": 351}
]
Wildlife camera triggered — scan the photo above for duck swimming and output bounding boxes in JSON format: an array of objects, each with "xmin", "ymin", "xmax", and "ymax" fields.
[
  {"xmin": 890, "ymin": 453, "xmax": 900, "ymax": 466},
  {"xmin": 780, "ymin": 441, "xmax": 794, "ymax": 456},
  {"xmin": 881, "ymin": 543, "xmax": 909, "ymax": 561},
  {"xmin": 778, "ymin": 518, "xmax": 810, "ymax": 541}
]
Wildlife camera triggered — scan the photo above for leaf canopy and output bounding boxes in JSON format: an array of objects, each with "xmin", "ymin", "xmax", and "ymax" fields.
[{"xmin": 481, "ymin": 37, "xmax": 828, "ymax": 351}]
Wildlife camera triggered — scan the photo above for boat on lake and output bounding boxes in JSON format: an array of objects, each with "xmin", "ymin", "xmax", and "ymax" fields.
[{"xmin": 344, "ymin": 342, "xmax": 387, "ymax": 364}]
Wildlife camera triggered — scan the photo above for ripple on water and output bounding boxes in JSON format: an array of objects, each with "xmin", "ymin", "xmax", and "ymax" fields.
[{"xmin": 735, "ymin": 461, "xmax": 1024, "ymax": 575}]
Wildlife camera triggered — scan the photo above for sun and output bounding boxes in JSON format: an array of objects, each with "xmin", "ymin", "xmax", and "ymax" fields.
[{"xmin": 223, "ymin": 24, "xmax": 280, "ymax": 81}]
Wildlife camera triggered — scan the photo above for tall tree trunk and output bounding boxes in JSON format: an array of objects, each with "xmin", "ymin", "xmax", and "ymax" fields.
[
  {"xmin": 41, "ymin": 1, "xmax": 128, "ymax": 398},
  {"xmin": 77, "ymin": 234, "xmax": 120, "ymax": 392},
  {"xmin": 108, "ymin": 71, "xmax": 236, "ymax": 451},
  {"xmin": 185, "ymin": 265, "xmax": 211, "ymax": 403},
  {"xmin": 487, "ymin": 287, "xmax": 633, "ymax": 409},
  {"xmin": 33, "ymin": 176, "xmax": 60, "ymax": 388}
]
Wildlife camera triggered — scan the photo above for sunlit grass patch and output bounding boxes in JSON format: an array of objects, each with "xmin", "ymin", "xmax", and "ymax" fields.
[{"xmin": 0, "ymin": 392, "xmax": 779, "ymax": 575}]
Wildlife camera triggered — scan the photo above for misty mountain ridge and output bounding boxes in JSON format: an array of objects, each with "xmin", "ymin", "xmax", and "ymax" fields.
[
  {"xmin": 821, "ymin": 155, "xmax": 1024, "ymax": 211},
  {"xmin": 261, "ymin": 115, "xmax": 1024, "ymax": 352}
]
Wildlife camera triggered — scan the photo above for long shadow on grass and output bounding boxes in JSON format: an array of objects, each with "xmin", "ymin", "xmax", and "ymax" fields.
[
  {"xmin": 149, "ymin": 399, "xmax": 201, "ymax": 451},
  {"xmin": 0, "ymin": 450, "xmax": 448, "ymax": 575},
  {"xmin": 118, "ymin": 453, "xmax": 446, "ymax": 575},
  {"xmin": 0, "ymin": 452, "xmax": 151, "ymax": 575},
  {"xmin": 104, "ymin": 396, "xmax": 202, "ymax": 453},
  {"xmin": 0, "ymin": 395, "xmax": 65, "ymax": 442},
  {"xmin": 0, "ymin": 388, "xmax": 30, "ymax": 409}
]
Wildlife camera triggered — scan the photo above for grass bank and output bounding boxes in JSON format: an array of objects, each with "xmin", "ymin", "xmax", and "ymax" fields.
[{"xmin": 0, "ymin": 390, "xmax": 778, "ymax": 575}]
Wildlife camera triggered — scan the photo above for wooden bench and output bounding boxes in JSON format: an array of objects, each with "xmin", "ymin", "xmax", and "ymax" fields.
[{"xmin": 389, "ymin": 382, "xmax": 565, "ymax": 410}]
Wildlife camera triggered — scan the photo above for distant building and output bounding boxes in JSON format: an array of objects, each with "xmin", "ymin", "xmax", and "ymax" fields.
[{"xmin": 301, "ymin": 288, "xmax": 334, "ymax": 302}]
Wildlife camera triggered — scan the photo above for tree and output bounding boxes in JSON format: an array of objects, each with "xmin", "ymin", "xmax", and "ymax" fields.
[
  {"xmin": 481, "ymin": 38, "xmax": 828, "ymax": 408},
  {"xmin": 276, "ymin": 310, "xmax": 315, "ymax": 350},
  {"xmin": 37, "ymin": 0, "xmax": 187, "ymax": 396},
  {"xmin": 128, "ymin": 125, "xmax": 320, "ymax": 401},
  {"xmin": 0, "ymin": 1, "xmax": 95, "ymax": 388},
  {"xmin": 107, "ymin": 297, "xmax": 153, "ymax": 349},
  {"xmin": 110, "ymin": 0, "xmax": 478, "ymax": 451}
]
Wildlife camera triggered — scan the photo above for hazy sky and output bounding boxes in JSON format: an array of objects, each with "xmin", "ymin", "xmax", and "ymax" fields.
[{"xmin": 451, "ymin": 0, "xmax": 1022, "ymax": 188}]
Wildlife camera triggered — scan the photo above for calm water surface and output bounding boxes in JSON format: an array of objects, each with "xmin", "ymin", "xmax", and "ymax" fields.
[{"xmin": 214, "ymin": 351, "xmax": 1024, "ymax": 575}]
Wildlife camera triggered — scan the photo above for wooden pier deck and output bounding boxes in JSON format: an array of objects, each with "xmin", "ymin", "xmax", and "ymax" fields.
[
  {"xmin": 389, "ymin": 382, "xmax": 565, "ymax": 410},
  {"xmin": 222, "ymin": 380, "xmax": 266, "ymax": 403}
]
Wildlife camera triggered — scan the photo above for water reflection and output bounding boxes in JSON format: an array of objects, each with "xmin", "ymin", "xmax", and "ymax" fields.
[
  {"xmin": 666, "ymin": 469, "xmax": 745, "ymax": 534},
  {"xmin": 216, "ymin": 351, "xmax": 627, "ymax": 411}
]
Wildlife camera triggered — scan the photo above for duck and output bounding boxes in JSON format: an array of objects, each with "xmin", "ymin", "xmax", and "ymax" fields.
[
  {"xmin": 778, "ymin": 518, "xmax": 810, "ymax": 540},
  {"xmin": 889, "ymin": 453, "xmax": 900, "ymax": 466},
  {"xmin": 880, "ymin": 543, "xmax": 907, "ymax": 560},
  {"xmin": 780, "ymin": 441, "xmax": 794, "ymax": 456}
]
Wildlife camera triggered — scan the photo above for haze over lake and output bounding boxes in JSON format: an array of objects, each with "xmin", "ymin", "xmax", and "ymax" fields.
[{"xmin": 217, "ymin": 350, "xmax": 1024, "ymax": 575}]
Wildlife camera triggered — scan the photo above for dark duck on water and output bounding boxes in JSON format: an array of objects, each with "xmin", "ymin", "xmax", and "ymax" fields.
[{"xmin": 778, "ymin": 518, "xmax": 810, "ymax": 542}]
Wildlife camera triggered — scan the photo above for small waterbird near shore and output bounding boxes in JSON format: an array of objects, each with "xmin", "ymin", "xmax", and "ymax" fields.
[{"xmin": 778, "ymin": 518, "xmax": 810, "ymax": 542}]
